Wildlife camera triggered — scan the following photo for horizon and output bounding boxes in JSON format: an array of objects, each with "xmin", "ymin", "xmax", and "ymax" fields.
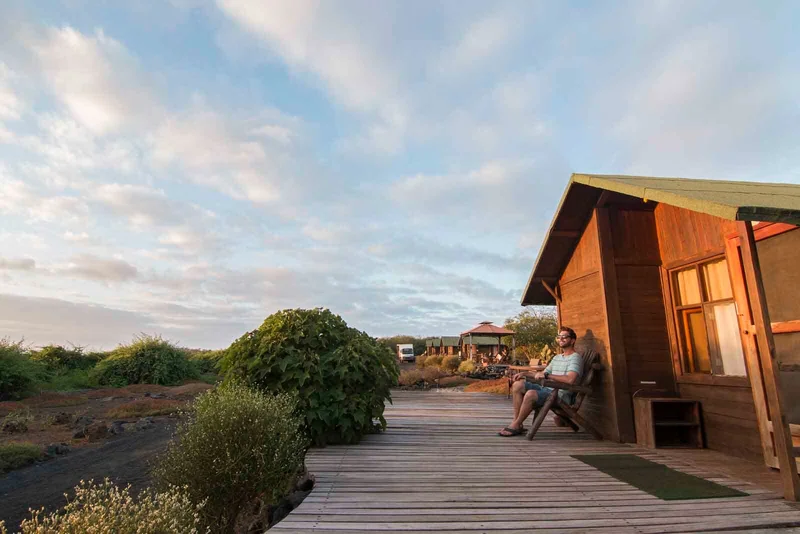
[{"xmin": 1, "ymin": 1, "xmax": 799, "ymax": 350}]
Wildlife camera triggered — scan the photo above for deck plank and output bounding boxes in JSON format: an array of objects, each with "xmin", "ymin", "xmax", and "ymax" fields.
[{"xmin": 276, "ymin": 390, "xmax": 800, "ymax": 532}]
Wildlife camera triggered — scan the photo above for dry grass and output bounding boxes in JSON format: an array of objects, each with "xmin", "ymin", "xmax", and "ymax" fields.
[
  {"xmin": 168, "ymin": 382, "xmax": 213, "ymax": 398},
  {"xmin": 0, "ymin": 402, "xmax": 24, "ymax": 417},
  {"xmin": 21, "ymin": 393, "xmax": 88, "ymax": 408},
  {"xmin": 437, "ymin": 376, "xmax": 477, "ymax": 388},
  {"xmin": 106, "ymin": 398, "xmax": 185, "ymax": 419},
  {"xmin": 463, "ymin": 378, "xmax": 509, "ymax": 394},
  {"xmin": 398, "ymin": 369, "xmax": 423, "ymax": 387}
]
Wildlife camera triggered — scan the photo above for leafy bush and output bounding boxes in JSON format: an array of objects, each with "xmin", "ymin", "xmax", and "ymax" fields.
[
  {"xmin": 39, "ymin": 369, "xmax": 97, "ymax": 392},
  {"xmin": 440, "ymin": 355, "xmax": 460, "ymax": 373},
  {"xmin": 30, "ymin": 345, "xmax": 100, "ymax": 371},
  {"xmin": 0, "ymin": 339, "xmax": 44, "ymax": 401},
  {"xmin": 92, "ymin": 335, "xmax": 197, "ymax": 387},
  {"xmin": 153, "ymin": 382, "xmax": 306, "ymax": 532},
  {"xmin": 0, "ymin": 442, "xmax": 43, "ymax": 473},
  {"xmin": 397, "ymin": 369, "xmax": 423, "ymax": 387},
  {"xmin": 415, "ymin": 355, "xmax": 427, "ymax": 369},
  {"xmin": 221, "ymin": 308, "xmax": 399, "ymax": 446},
  {"xmin": 14, "ymin": 479, "xmax": 205, "ymax": 533},
  {"xmin": 458, "ymin": 360, "xmax": 476, "ymax": 374},
  {"xmin": 422, "ymin": 366, "xmax": 442, "ymax": 383},
  {"xmin": 186, "ymin": 349, "xmax": 224, "ymax": 375},
  {"xmin": 424, "ymin": 355, "xmax": 443, "ymax": 368}
]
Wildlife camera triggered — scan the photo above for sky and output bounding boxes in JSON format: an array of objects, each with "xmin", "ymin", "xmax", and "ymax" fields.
[{"xmin": 0, "ymin": 1, "xmax": 798, "ymax": 350}]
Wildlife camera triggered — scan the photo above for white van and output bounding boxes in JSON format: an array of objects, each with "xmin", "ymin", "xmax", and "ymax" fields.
[{"xmin": 397, "ymin": 344, "xmax": 415, "ymax": 363}]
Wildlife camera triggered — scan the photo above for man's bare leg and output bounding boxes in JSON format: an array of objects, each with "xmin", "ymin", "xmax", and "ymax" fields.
[
  {"xmin": 511, "ymin": 390, "xmax": 538, "ymax": 429},
  {"xmin": 511, "ymin": 380, "xmax": 525, "ymax": 420}
]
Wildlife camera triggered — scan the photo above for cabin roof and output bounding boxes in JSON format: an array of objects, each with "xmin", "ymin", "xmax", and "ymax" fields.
[
  {"xmin": 521, "ymin": 173, "xmax": 800, "ymax": 306},
  {"xmin": 441, "ymin": 336, "xmax": 460, "ymax": 347},
  {"xmin": 461, "ymin": 321, "xmax": 515, "ymax": 336},
  {"xmin": 462, "ymin": 335, "xmax": 505, "ymax": 345}
]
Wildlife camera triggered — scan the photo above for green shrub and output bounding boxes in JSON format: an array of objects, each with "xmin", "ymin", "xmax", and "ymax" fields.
[
  {"xmin": 0, "ymin": 339, "xmax": 44, "ymax": 400},
  {"xmin": 186, "ymin": 349, "xmax": 224, "ymax": 375},
  {"xmin": 415, "ymin": 355, "xmax": 427, "ymax": 369},
  {"xmin": 424, "ymin": 355, "xmax": 442, "ymax": 368},
  {"xmin": 0, "ymin": 442, "xmax": 43, "ymax": 473},
  {"xmin": 221, "ymin": 308, "xmax": 399, "ymax": 446},
  {"xmin": 458, "ymin": 360, "xmax": 476, "ymax": 374},
  {"xmin": 91, "ymin": 335, "xmax": 197, "ymax": 387},
  {"xmin": 16, "ymin": 479, "xmax": 205, "ymax": 533},
  {"xmin": 30, "ymin": 345, "xmax": 100, "ymax": 371},
  {"xmin": 39, "ymin": 368, "xmax": 97, "ymax": 391},
  {"xmin": 153, "ymin": 382, "xmax": 306, "ymax": 533},
  {"xmin": 440, "ymin": 355, "xmax": 460, "ymax": 373},
  {"xmin": 397, "ymin": 369, "xmax": 423, "ymax": 386}
]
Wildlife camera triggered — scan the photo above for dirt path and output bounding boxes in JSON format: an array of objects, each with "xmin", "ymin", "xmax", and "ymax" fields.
[{"xmin": 0, "ymin": 420, "xmax": 176, "ymax": 530}]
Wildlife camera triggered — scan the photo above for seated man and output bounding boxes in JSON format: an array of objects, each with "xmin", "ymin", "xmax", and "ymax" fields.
[{"xmin": 498, "ymin": 326, "xmax": 582, "ymax": 437}]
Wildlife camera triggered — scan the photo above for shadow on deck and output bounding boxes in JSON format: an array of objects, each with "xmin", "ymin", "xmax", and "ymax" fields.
[{"xmin": 274, "ymin": 390, "xmax": 800, "ymax": 533}]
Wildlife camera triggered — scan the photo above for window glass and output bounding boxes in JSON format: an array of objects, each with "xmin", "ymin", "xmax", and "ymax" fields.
[
  {"xmin": 675, "ymin": 268, "xmax": 702, "ymax": 306},
  {"xmin": 703, "ymin": 259, "xmax": 733, "ymax": 301},
  {"xmin": 683, "ymin": 309, "xmax": 711, "ymax": 373},
  {"xmin": 712, "ymin": 302, "xmax": 747, "ymax": 376}
]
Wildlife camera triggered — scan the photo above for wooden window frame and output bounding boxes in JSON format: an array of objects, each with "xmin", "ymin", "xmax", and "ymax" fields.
[{"xmin": 668, "ymin": 255, "xmax": 742, "ymax": 377}]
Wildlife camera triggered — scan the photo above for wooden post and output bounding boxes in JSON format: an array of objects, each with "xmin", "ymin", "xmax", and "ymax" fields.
[
  {"xmin": 596, "ymin": 206, "xmax": 636, "ymax": 443},
  {"xmin": 737, "ymin": 221, "xmax": 800, "ymax": 501}
]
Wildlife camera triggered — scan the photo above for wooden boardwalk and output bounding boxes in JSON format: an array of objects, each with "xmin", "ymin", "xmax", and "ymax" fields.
[{"xmin": 274, "ymin": 390, "xmax": 800, "ymax": 533}]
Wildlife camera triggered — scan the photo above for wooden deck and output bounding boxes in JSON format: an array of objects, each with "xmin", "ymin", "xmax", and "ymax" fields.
[{"xmin": 275, "ymin": 390, "xmax": 800, "ymax": 533}]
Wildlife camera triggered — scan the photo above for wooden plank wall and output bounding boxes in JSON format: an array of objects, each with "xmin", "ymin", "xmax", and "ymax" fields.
[
  {"xmin": 653, "ymin": 204, "xmax": 762, "ymax": 462},
  {"xmin": 611, "ymin": 208, "xmax": 676, "ymax": 395},
  {"xmin": 558, "ymin": 212, "xmax": 619, "ymax": 441}
]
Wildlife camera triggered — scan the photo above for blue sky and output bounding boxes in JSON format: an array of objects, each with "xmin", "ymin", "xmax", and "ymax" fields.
[{"xmin": 0, "ymin": 0, "xmax": 798, "ymax": 349}]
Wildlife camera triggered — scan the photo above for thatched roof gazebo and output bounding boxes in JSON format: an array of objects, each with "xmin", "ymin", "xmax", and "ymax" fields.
[{"xmin": 460, "ymin": 321, "xmax": 515, "ymax": 363}]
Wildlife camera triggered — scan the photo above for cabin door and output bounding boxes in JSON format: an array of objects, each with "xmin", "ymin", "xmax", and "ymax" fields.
[{"xmin": 725, "ymin": 230, "xmax": 799, "ymax": 477}]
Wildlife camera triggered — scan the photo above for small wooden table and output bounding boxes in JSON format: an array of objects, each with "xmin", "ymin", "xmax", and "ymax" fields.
[{"xmin": 634, "ymin": 397, "xmax": 703, "ymax": 449}]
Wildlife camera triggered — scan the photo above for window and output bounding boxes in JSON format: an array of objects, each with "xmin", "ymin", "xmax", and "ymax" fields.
[{"xmin": 671, "ymin": 257, "xmax": 747, "ymax": 376}]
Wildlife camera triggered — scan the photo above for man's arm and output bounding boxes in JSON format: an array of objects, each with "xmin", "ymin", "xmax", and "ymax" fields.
[{"xmin": 545, "ymin": 371, "xmax": 578, "ymax": 385}]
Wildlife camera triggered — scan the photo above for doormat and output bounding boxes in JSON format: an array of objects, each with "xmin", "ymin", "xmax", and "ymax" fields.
[{"xmin": 571, "ymin": 454, "xmax": 748, "ymax": 500}]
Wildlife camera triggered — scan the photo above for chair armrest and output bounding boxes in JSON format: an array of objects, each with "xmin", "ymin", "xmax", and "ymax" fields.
[{"xmin": 525, "ymin": 377, "xmax": 592, "ymax": 394}]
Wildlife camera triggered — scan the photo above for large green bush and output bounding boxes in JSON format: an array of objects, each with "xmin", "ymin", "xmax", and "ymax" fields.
[
  {"xmin": 221, "ymin": 308, "xmax": 399, "ymax": 446},
  {"xmin": 186, "ymin": 349, "xmax": 224, "ymax": 375},
  {"xmin": 11, "ymin": 479, "xmax": 206, "ymax": 533},
  {"xmin": 30, "ymin": 345, "xmax": 100, "ymax": 371},
  {"xmin": 0, "ymin": 339, "xmax": 44, "ymax": 400},
  {"xmin": 92, "ymin": 335, "xmax": 197, "ymax": 387},
  {"xmin": 153, "ymin": 382, "xmax": 306, "ymax": 533}
]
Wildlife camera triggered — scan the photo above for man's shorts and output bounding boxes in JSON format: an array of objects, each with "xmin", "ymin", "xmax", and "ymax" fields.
[{"xmin": 523, "ymin": 382, "xmax": 554, "ymax": 407}]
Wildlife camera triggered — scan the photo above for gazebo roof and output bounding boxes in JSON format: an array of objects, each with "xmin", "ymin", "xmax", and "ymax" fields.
[{"xmin": 461, "ymin": 321, "xmax": 515, "ymax": 336}]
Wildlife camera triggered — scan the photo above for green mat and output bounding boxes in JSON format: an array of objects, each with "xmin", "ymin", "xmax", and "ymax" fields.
[{"xmin": 572, "ymin": 454, "xmax": 748, "ymax": 500}]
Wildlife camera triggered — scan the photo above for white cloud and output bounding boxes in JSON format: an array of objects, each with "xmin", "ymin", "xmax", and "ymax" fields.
[
  {"xmin": 0, "ymin": 258, "xmax": 36, "ymax": 271},
  {"xmin": 0, "ymin": 63, "xmax": 23, "ymax": 120},
  {"xmin": 56, "ymin": 254, "xmax": 138, "ymax": 283},
  {"xmin": 31, "ymin": 27, "xmax": 158, "ymax": 135}
]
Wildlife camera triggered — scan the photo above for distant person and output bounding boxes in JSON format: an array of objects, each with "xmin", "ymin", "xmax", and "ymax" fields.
[{"xmin": 498, "ymin": 327, "xmax": 582, "ymax": 437}]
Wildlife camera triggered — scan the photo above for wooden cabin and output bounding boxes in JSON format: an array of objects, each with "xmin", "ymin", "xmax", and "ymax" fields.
[
  {"xmin": 521, "ymin": 174, "xmax": 800, "ymax": 500},
  {"xmin": 425, "ymin": 338, "xmax": 441, "ymax": 356},
  {"xmin": 441, "ymin": 336, "xmax": 460, "ymax": 356}
]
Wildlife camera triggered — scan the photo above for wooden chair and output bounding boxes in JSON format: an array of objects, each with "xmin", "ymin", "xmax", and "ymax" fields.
[{"xmin": 525, "ymin": 350, "xmax": 604, "ymax": 441}]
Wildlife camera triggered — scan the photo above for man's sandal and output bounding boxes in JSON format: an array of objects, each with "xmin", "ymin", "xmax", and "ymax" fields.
[{"xmin": 498, "ymin": 426, "xmax": 524, "ymax": 437}]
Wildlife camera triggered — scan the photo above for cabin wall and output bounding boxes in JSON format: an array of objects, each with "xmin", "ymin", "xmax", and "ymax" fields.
[
  {"xmin": 558, "ymin": 212, "xmax": 619, "ymax": 441},
  {"xmin": 653, "ymin": 203, "xmax": 763, "ymax": 462},
  {"xmin": 610, "ymin": 208, "xmax": 676, "ymax": 396}
]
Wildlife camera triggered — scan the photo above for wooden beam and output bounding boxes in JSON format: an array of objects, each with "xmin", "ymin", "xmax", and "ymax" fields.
[
  {"xmin": 772, "ymin": 320, "xmax": 800, "ymax": 335},
  {"xmin": 550, "ymin": 230, "xmax": 581, "ymax": 238},
  {"xmin": 754, "ymin": 222, "xmax": 797, "ymax": 241},
  {"xmin": 737, "ymin": 220, "xmax": 800, "ymax": 501},
  {"xmin": 596, "ymin": 206, "xmax": 636, "ymax": 443},
  {"xmin": 541, "ymin": 280, "xmax": 561, "ymax": 305}
]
